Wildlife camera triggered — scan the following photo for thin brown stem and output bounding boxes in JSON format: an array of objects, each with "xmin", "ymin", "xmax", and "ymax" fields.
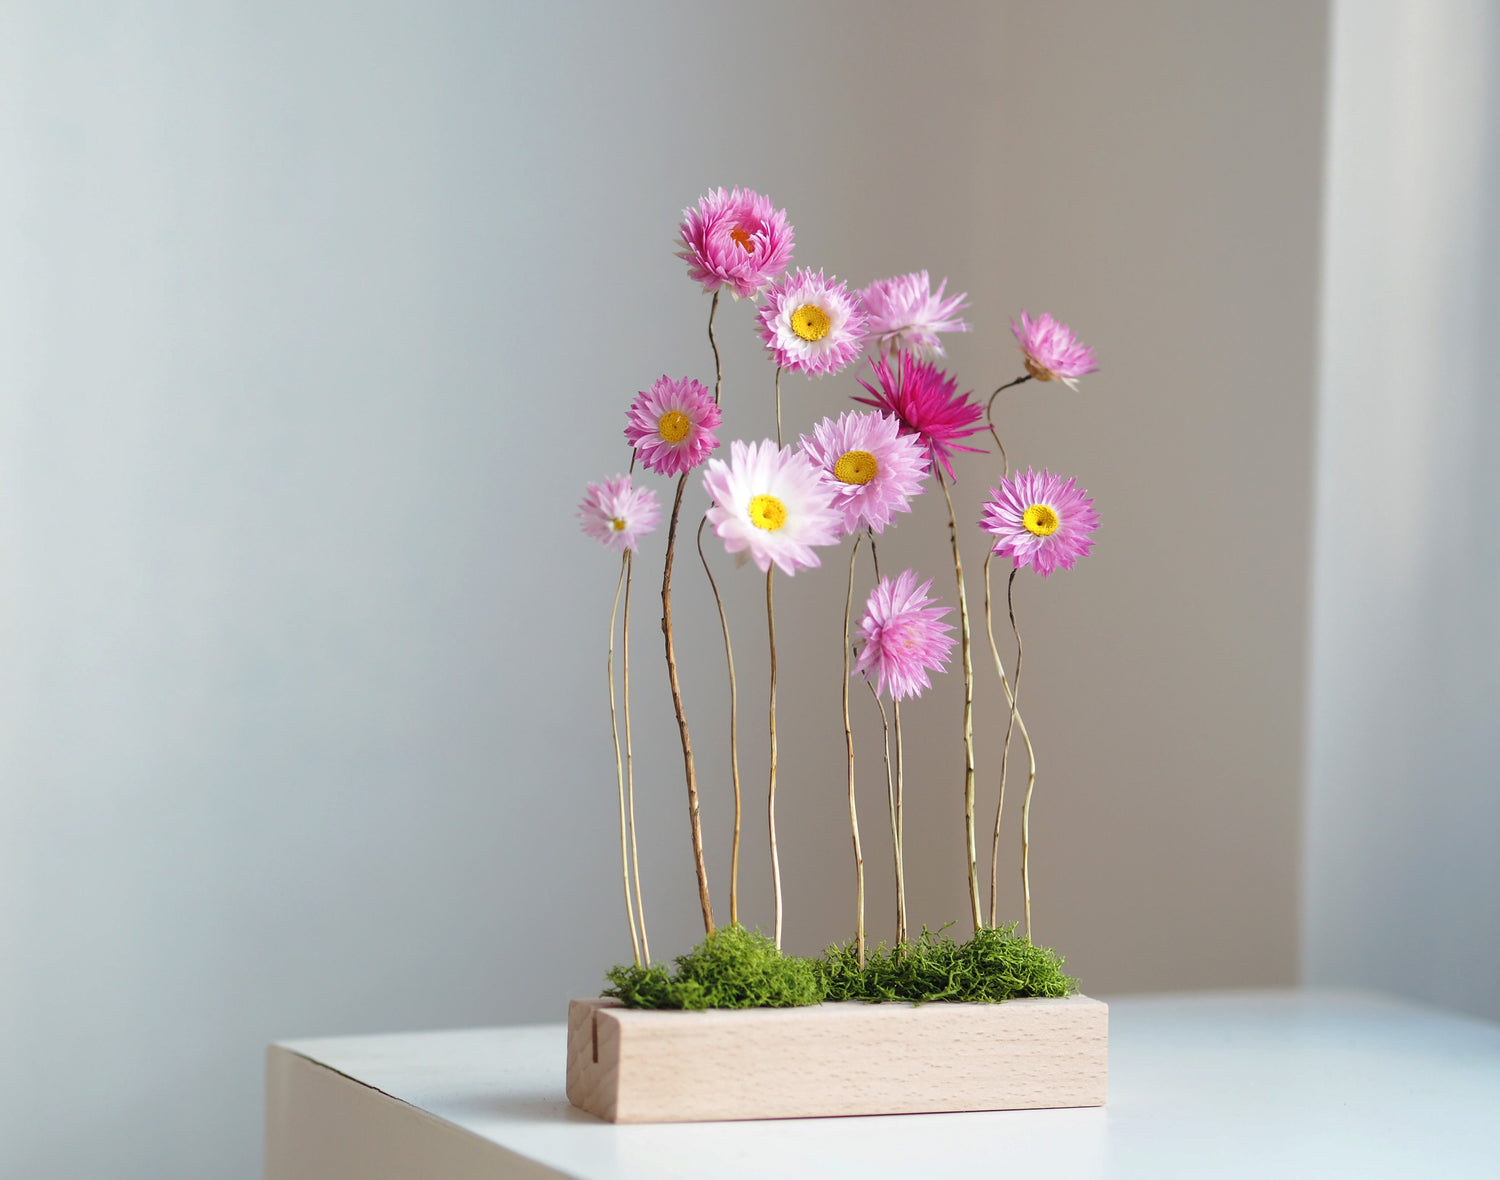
[
  {"xmin": 842, "ymin": 534, "xmax": 866, "ymax": 966},
  {"xmin": 1004, "ymin": 569, "xmax": 1035, "ymax": 940},
  {"xmin": 697, "ymin": 515, "xmax": 741, "ymax": 926},
  {"xmin": 623, "ymin": 550, "xmax": 649, "ymax": 965},
  {"xmin": 865, "ymin": 681, "xmax": 902, "ymax": 947},
  {"xmin": 985, "ymin": 374, "xmax": 1032, "ymax": 481},
  {"xmin": 985, "ymin": 550, "xmax": 1036, "ymax": 927},
  {"xmin": 708, "ymin": 290, "xmax": 722, "ymax": 405},
  {"xmin": 766, "ymin": 567, "xmax": 782, "ymax": 950},
  {"xmin": 774, "ymin": 366, "xmax": 783, "ymax": 447},
  {"xmin": 893, "ymin": 696, "xmax": 907, "ymax": 946},
  {"xmin": 608, "ymin": 553, "xmax": 641, "ymax": 966}
]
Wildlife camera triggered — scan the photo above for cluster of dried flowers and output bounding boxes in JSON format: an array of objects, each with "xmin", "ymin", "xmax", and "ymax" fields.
[{"xmin": 577, "ymin": 186, "xmax": 1099, "ymax": 970}]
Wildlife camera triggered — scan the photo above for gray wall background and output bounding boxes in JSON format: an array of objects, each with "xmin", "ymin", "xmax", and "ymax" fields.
[{"xmin": 2, "ymin": 2, "xmax": 1486, "ymax": 1178}]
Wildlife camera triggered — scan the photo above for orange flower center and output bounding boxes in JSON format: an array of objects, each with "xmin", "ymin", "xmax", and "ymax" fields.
[
  {"xmin": 834, "ymin": 450, "xmax": 879, "ymax": 485},
  {"xmin": 749, "ymin": 494, "xmax": 788, "ymax": 531},
  {"xmin": 791, "ymin": 303, "xmax": 831, "ymax": 342},
  {"xmin": 657, "ymin": 410, "xmax": 691, "ymax": 442},
  {"xmin": 729, "ymin": 226, "xmax": 756, "ymax": 253},
  {"xmin": 1023, "ymin": 504, "xmax": 1060, "ymax": 536}
]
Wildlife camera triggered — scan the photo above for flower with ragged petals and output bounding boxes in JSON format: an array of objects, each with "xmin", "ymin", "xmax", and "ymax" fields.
[
  {"xmin": 756, "ymin": 269, "xmax": 868, "ymax": 376},
  {"xmin": 854, "ymin": 569, "xmax": 956, "ymax": 700},
  {"xmin": 702, "ymin": 439, "xmax": 843, "ymax": 575},
  {"xmin": 1011, "ymin": 311, "xmax": 1098, "ymax": 388},
  {"xmin": 578, "ymin": 475, "xmax": 661, "ymax": 554},
  {"xmin": 980, "ymin": 468, "xmax": 1098, "ymax": 577},
  {"xmin": 799, "ymin": 411, "xmax": 929, "ymax": 535},
  {"xmin": 625, "ymin": 376, "xmax": 722, "ymax": 476},
  {"xmin": 677, "ymin": 187, "xmax": 795, "ymax": 300},
  {"xmin": 852, "ymin": 351, "xmax": 985, "ymax": 482},
  {"xmin": 860, "ymin": 271, "xmax": 970, "ymax": 357}
]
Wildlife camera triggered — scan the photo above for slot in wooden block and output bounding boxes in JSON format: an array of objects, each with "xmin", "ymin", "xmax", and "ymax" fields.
[{"xmin": 566, "ymin": 994, "xmax": 1107, "ymax": 1123}]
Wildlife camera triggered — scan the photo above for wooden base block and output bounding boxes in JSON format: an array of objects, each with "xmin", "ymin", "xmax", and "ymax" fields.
[{"xmin": 566, "ymin": 995, "xmax": 1107, "ymax": 1123}]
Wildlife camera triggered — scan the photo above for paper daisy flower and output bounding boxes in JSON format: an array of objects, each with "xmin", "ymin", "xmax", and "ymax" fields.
[
  {"xmin": 577, "ymin": 475, "xmax": 661, "ymax": 554},
  {"xmin": 756, "ymin": 268, "xmax": 868, "ymax": 376},
  {"xmin": 854, "ymin": 569, "xmax": 956, "ymax": 701},
  {"xmin": 799, "ymin": 411, "xmax": 930, "ymax": 535},
  {"xmin": 852, "ymin": 351, "xmax": 985, "ymax": 483},
  {"xmin": 677, "ymin": 187, "xmax": 795, "ymax": 300},
  {"xmin": 1011, "ymin": 311, "xmax": 1099, "ymax": 388},
  {"xmin": 980, "ymin": 468, "xmax": 1099, "ymax": 577},
  {"xmin": 701, "ymin": 439, "xmax": 843, "ymax": 575},
  {"xmin": 860, "ymin": 271, "xmax": 970, "ymax": 357},
  {"xmin": 624, "ymin": 375, "xmax": 722, "ymax": 476}
]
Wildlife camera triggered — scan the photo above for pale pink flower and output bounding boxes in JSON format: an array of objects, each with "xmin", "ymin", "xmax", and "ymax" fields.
[
  {"xmin": 624, "ymin": 376, "xmax": 721, "ymax": 476},
  {"xmin": 860, "ymin": 271, "xmax": 970, "ymax": 357},
  {"xmin": 756, "ymin": 269, "xmax": 868, "ymax": 376},
  {"xmin": 677, "ymin": 187, "xmax": 795, "ymax": 299},
  {"xmin": 852, "ymin": 351, "xmax": 986, "ymax": 483},
  {"xmin": 702, "ymin": 439, "xmax": 843, "ymax": 575},
  {"xmin": 577, "ymin": 475, "xmax": 661, "ymax": 554},
  {"xmin": 980, "ymin": 468, "xmax": 1099, "ymax": 577},
  {"xmin": 799, "ymin": 411, "xmax": 929, "ymax": 535},
  {"xmin": 855, "ymin": 569, "xmax": 956, "ymax": 701},
  {"xmin": 1011, "ymin": 311, "xmax": 1099, "ymax": 388}
]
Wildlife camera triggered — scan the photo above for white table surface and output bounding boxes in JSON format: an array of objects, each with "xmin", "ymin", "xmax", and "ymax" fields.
[{"xmin": 269, "ymin": 990, "xmax": 1500, "ymax": 1179}]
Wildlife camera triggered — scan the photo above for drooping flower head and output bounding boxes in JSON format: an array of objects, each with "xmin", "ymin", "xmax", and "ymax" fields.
[
  {"xmin": 980, "ymin": 468, "xmax": 1099, "ymax": 577},
  {"xmin": 756, "ymin": 268, "xmax": 868, "ymax": 376},
  {"xmin": 852, "ymin": 351, "xmax": 986, "ymax": 482},
  {"xmin": 854, "ymin": 569, "xmax": 956, "ymax": 701},
  {"xmin": 1011, "ymin": 311, "xmax": 1099, "ymax": 388},
  {"xmin": 577, "ymin": 475, "xmax": 661, "ymax": 554},
  {"xmin": 624, "ymin": 375, "xmax": 722, "ymax": 476},
  {"xmin": 702, "ymin": 439, "xmax": 843, "ymax": 575},
  {"xmin": 677, "ymin": 187, "xmax": 795, "ymax": 300},
  {"xmin": 799, "ymin": 411, "xmax": 929, "ymax": 535},
  {"xmin": 860, "ymin": 271, "xmax": 970, "ymax": 357}
]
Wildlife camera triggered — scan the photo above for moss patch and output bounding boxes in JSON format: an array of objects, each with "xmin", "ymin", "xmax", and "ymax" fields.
[{"xmin": 603, "ymin": 924, "xmax": 822, "ymax": 1010}]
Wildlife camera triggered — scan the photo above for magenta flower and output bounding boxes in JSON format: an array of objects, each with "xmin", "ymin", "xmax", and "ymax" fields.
[
  {"xmin": 980, "ymin": 468, "xmax": 1099, "ymax": 577},
  {"xmin": 577, "ymin": 475, "xmax": 661, "ymax": 554},
  {"xmin": 852, "ymin": 351, "xmax": 986, "ymax": 482},
  {"xmin": 702, "ymin": 439, "xmax": 843, "ymax": 575},
  {"xmin": 860, "ymin": 271, "xmax": 970, "ymax": 357},
  {"xmin": 756, "ymin": 269, "xmax": 868, "ymax": 376},
  {"xmin": 854, "ymin": 569, "xmax": 956, "ymax": 701},
  {"xmin": 1011, "ymin": 311, "xmax": 1099, "ymax": 388},
  {"xmin": 624, "ymin": 376, "xmax": 722, "ymax": 476},
  {"xmin": 799, "ymin": 411, "xmax": 929, "ymax": 535},
  {"xmin": 677, "ymin": 187, "xmax": 795, "ymax": 300}
]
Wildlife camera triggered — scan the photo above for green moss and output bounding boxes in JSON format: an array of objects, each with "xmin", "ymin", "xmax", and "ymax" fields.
[{"xmin": 603, "ymin": 922, "xmax": 1077, "ymax": 1009}]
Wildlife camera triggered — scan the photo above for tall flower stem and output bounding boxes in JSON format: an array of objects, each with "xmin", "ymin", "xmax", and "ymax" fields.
[
  {"xmin": 865, "ymin": 681, "xmax": 903, "ymax": 947},
  {"xmin": 984, "ymin": 551, "xmax": 1036, "ymax": 928},
  {"xmin": 893, "ymin": 697, "xmax": 908, "ymax": 946},
  {"xmin": 697, "ymin": 515, "xmax": 742, "ymax": 926},
  {"xmin": 1002, "ymin": 568, "xmax": 1037, "ymax": 940},
  {"xmin": 623, "ymin": 549, "xmax": 649, "ymax": 965},
  {"xmin": 842, "ymin": 533, "xmax": 866, "ymax": 966},
  {"xmin": 766, "ymin": 567, "xmax": 782, "ymax": 950},
  {"xmin": 985, "ymin": 374, "xmax": 1032, "ymax": 479},
  {"xmin": 774, "ymin": 366, "xmax": 783, "ymax": 447},
  {"xmin": 607, "ymin": 552, "xmax": 641, "ymax": 966},
  {"xmin": 708, "ymin": 290, "xmax": 722, "ymax": 404},
  {"xmin": 936, "ymin": 464, "xmax": 982, "ymax": 933}
]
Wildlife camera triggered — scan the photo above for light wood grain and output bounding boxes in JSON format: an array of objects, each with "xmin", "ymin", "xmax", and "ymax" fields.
[{"xmin": 565, "ymin": 995, "xmax": 1107, "ymax": 1123}]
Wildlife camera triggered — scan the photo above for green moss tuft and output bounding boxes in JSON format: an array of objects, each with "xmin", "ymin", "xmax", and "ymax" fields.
[{"xmin": 603, "ymin": 924, "xmax": 823, "ymax": 1010}]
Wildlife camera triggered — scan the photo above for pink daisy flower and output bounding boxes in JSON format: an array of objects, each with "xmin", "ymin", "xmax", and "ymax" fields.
[
  {"xmin": 799, "ymin": 411, "xmax": 929, "ymax": 535},
  {"xmin": 677, "ymin": 187, "xmax": 795, "ymax": 300},
  {"xmin": 1011, "ymin": 311, "xmax": 1099, "ymax": 388},
  {"xmin": 756, "ymin": 269, "xmax": 868, "ymax": 376},
  {"xmin": 702, "ymin": 439, "xmax": 843, "ymax": 576},
  {"xmin": 854, "ymin": 569, "xmax": 956, "ymax": 701},
  {"xmin": 980, "ymin": 468, "xmax": 1099, "ymax": 577},
  {"xmin": 852, "ymin": 351, "xmax": 986, "ymax": 483},
  {"xmin": 624, "ymin": 376, "xmax": 722, "ymax": 476},
  {"xmin": 577, "ymin": 475, "xmax": 661, "ymax": 554},
  {"xmin": 860, "ymin": 271, "xmax": 970, "ymax": 357}
]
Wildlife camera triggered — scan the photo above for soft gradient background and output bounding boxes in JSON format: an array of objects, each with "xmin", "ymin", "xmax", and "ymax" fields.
[{"xmin": 0, "ymin": 2, "xmax": 1493, "ymax": 1178}]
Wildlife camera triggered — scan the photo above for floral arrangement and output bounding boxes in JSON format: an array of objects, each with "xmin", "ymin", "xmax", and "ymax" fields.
[{"xmin": 577, "ymin": 187, "xmax": 1099, "ymax": 1007}]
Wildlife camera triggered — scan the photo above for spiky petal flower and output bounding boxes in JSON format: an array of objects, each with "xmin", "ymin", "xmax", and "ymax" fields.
[
  {"xmin": 855, "ymin": 569, "xmax": 956, "ymax": 701},
  {"xmin": 756, "ymin": 269, "xmax": 868, "ymax": 376},
  {"xmin": 1011, "ymin": 311, "xmax": 1099, "ymax": 388},
  {"xmin": 980, "ymin": 468, "xmax": 1099, "ymax": 577},
  {"xmin": 577, "ymin": 475, "xmax": 661, "ymax": 554},
  {"xmin": 860, "ymin": 271, "xmax": 970, "ymax": 357},
  {"xmin": 702, "ymin": 439, "xmax": 843, "ymax": 575},
  {"xmin": 852, "ymin": 351, "xmax": 986, "ymax": 482},
  {"xmin": 624, "ymin": 376, "xmax": 722, "ymax": 476},
  {"xmin": 799, "ymin": 411, "xmax": 929, "ymax": 535},
  {"xmin": 677, "ymin": 187, "xmax": 795, "ymax": 300}
]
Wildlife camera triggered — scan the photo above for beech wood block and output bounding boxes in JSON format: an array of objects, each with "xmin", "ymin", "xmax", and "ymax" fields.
[{"xmin": 565, "ymin": 994, "xmax": 1107, "ymax": 1123}]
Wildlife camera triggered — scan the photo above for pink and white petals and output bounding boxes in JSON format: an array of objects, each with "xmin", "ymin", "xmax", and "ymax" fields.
[
  {"xmin": 799, "ymin": 410, "xmax": 930, "ymax": 536},
  {"xmin": 701, "ymin": 439, "xmax": 844, "ymax": 576},
  {"xmin": 1010, "ymin": 311, "xmax": 1099, "ymax": 388},
  {"xmin": 677, "ymin": 187, "xmax": 795, "ymax": 300},
  {"xmin": 624, "ymin": 376, "xmax": 722, "ymax": 477},
  {"xmin": 578, "ymin": 475, "xmax": 662, "ymax": 554},
  {"xmin": 860, "ymin": 271, "xmax": 970, "ymax": 358},
  {"xmin": 980, "ymin": 468, "xmax": 1099, "ymax": 577},
  {"xmin": 756, "ymin": 269, "xmax": 869, "ymax": 376},
  {"xmin": 854, "ymin": 569, "xmax": 957, "ymax": 701}
]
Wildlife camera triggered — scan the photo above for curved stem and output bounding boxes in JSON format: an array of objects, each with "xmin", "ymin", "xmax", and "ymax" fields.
[
  {"xmin": 936, "ymin": 464, "xmax": 982, "ymax": 932},
  {"xmin": 708, "ymin": 289, "xmax": 722, "ymax": 405},
  {"xmin": 985, "ymin": 550, "xmax": 1036, "ymax": 927},
  {"xmin": 984, "ymin": 374, "xmax": 1032, "ymax": 481},
  {"xmin": 623, "ymin": 550, "xmax": 649, "ymax": 965},
  {"xmin": 774, "ymin": 366, "xmax": 783, "ymax": 448},
  {"xmin": 1004, "ymin": 569, "xmax": 1034, "ymax": 940},
  {"xmin": 842, "ymin": 535, "xmax": 866, "ymax": 966},
  {"xmin": 766, "ymin": 567, "xmax": 782, "ymax": 950},
  {"xmin": 608, "ymin": 553, "xmax": 641, "ymax": 966},
  {"xmin": 697, "ymin": 515, "xmax": 741, "ymax": 926}
]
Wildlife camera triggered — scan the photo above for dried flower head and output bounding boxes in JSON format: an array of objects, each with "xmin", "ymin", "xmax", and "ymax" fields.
[
  {"xmin": 852, "ymin": 351, "xmax": 986, "ymax": 483},
  {"xmin": 855, "ymin": 569, "xmax": 956, "ymax": 700},
  {"xmin": 677, "ymin": 187, "xmax": 795, "ymax": 300},
  {"xmin": 1011, "ymin": 311, "xmax": 1098, "ymax": 388},
  {"xmin": 799, "ymin": 410, "xmax": 929, "ymax": 535},
  {"xmin": 702, "ymin": 439, "xmax": 843, "ymax": 575},
  {"xmin": 577, "ymin": 475, "xmax": 661, "ymax": 553},
  {"xmin": 980, "ymin": 468, "xmax": 1098, "ymax": 577},
  {"xmin": 860, "ymin": 271, "xmax": 970, "ymax": 357},
  {"xmin": 624, "ymin": 376, "xmax": 722, "ymax": 477}
]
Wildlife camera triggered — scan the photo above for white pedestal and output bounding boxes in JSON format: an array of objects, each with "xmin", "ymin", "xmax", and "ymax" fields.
[{"xmin": 266, "ymin": 990, "xmax": 1500, "ymax": 1179}]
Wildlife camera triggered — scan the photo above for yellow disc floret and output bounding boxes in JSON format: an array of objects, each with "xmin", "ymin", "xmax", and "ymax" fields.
[
  {"xmin": 1023, "ymin": 503, "xmax": 1060, "ymax": 536},
  {"xmin": 657, "ymin": 409, "xmax": 691, "ymax": 442},
  {"xmin": 790, "ymin": 303, "xmax": 832, "ymax": 342},
  {"xmin": 834, "ymin": 449, "xmax": 879, "ymax": 485},
  {"xmin": 749, "ymin": 494, "xmax": 788, "ymax": 531},
  {"xmin": 611, "ymin": 518, "xmax": 626, "ymax": 531}
]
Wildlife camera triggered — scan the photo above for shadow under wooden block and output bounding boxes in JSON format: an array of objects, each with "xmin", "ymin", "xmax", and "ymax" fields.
[{"xmin": 566, "ymin": 995, "xmax": 1107, "ymax": 1123}]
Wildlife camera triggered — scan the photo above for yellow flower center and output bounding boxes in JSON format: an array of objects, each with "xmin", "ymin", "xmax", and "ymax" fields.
[
  {"xmin": 834, "ymin": 449, "xmax": 879, "ymax": 485},
  {"xmin": 749, "ymin": 494, "xmax": 788, "ymax": 531},
  {"xmin": 729, "ymin": 226, "xmax": 756, "ymax": 253},
  {"xmin": 1023, "ymin": 504, "xmax": 1060, "ymax": 536},
  {"xmin": 611, "ymin": 518, "xmax": 627, "ymax": 531},
  {"xmin": 790, "ymin": 303, "xmax": 832, "ymax": 342},
  {"xmin": 657, "ymin": 409, "xmax": 691, "ymax": 442}
]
